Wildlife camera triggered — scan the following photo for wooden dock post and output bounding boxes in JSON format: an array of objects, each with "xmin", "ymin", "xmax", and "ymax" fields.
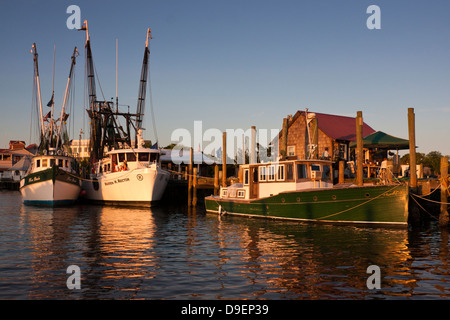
[
  {"xmin": 251, "ymin": 126, "xmax": 256, "ymax": 164},
  {"xmin": 193, "ymin": 167, "xmax": 198, "ymax": 207},
  {"xmin": 440, "ymin": 156, "xmax": 449, "ymax": 228},
  {"xmin": 356, "ymin": 111, "xmax": 363, "ymax": 186},
  {"xmin": 222, "ymin": 132, "xmax": 227, "ymax": 187},
  {"xmin": 281, "ymin": 118, "xmax": 288, "ymax": 158},
  {"xmin": 339, "ymin": 160, "xmax": 345, "ymax": 184},
  {"xmin": 188, "ymin": 147, "xmax": 193, "ymax": 206},
  {"xmin": 214, "ymin": 165, "xmax": 219, "ymax": 195},
  {"xmin": 408, "ymin": 108, "xmax": 418, "ymax": 190}
]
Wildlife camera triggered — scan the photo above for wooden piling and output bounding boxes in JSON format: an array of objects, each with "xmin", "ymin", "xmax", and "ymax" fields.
[
  {"xmin": 408, "ymin": 108, "xmax": 418, "ymax": 190},
  {"xmin": 356, "ymin": 111, "xmax": 363, "ymax": 186},
  {"xmin": 251, "ymin": 126, "xmax": 256, "ymax": 164},
  {"xmin": 214, "ymin": 165, "xmax": 219, "ymax": 195},
  {"xmin": 339, "ymin": 161, "xmax": 345, "ymax": 184},
  {"xmin": 188, "ymin": 147, "xmax": 193, "ymax": 206},
  {"xmin": 281, "ymin": 118, "xmax": 288, "ymax": 158},
  {"xmin": 222, "ymin": 132, "xmax": 227, "ymax": 187},
  {"xmin": 193, "ymin": 167, "xmax": 198, "ymax": 207},
  {"xmin": 440, "ymin": 156, "xmax": 449, "ymax": 228}
]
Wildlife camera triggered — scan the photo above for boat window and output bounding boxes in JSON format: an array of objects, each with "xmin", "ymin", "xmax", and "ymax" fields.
[
  {"xmin": 150, "ymin": 153, "xmax": 159, "ymax": 163},
  {"xmin": 268, "ymin": 165, "xmax": 276, "ymax": 181},
  {"xmin": 322, "ymin": 165, "xmax": 331, "ymax": 179},
  {"xmin": 58, "ymin": 159, "xmax": 63, "ymax": 167},
  {"xmin": 244, "ymin": 169, "xmax": 249, "ymax": 185},
  {"xmin": 126, "ymin": 153, "xmax": 136, "ymax": 162},
  {"xmin": 36, "ymin": 159, "xmax": 41, "ymax": 168},
  {"xmin": 138, "ymin": 153, "xmax": 150, "ymax": 162},
  {"xmin": 286, "ymin": 163, "xmax": 294, "ymax": 181},
  {"xmin": 118, "ymin": 153, "xmax": 125, "ymax": 162},
  {"xmin": 297, "ymin": 164, "xmax": 307, "ymax": 179},
  {"xmin": 42, "ymin": 159, "xmax": 48, "ymax": 167},
  {"xmin": 50, "ymin": 159, "xmax": 56, "ymax": 167},
  {"xmin": 237, "ymin": 190, "xmax": 245, "ymax": 198},
  {"xmin": 65, "ymin": 160, "xmax": 69, "ymax": 168},
  {"xmin": 277, "ymin": 165, "xmax": 285, "ymax": 181},
  {"xmin": 311, "ymin": 164, "xmax": 321, "ymax": 171},
  {"xmin": 259, "ymin": 166, "xmax": 266, "ymax": 182}
]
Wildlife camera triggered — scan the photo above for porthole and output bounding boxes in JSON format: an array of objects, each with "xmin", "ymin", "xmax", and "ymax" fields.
[
  {"xmin": 296, "ymin": 197, "xmax": 301, "ymax": 202},
  {"xmin": 281, "ymin": 198, "xmax": 285, "ymax": 203},
  {"xmin": 332, "ymin": 195, "xmax": 337, "ymax": 200},
  {"xmin": 365, "ymin": 193, "xmax": 370, "ymax": 198},
  {"xmin": 313, "ymin": 196, "xmax": 318, "ymax": 201}
]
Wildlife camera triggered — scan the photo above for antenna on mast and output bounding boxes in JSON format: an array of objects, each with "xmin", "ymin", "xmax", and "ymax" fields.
[{"xmin": 116, "ymin": 38, "xmax": 118, "ymax": 114}]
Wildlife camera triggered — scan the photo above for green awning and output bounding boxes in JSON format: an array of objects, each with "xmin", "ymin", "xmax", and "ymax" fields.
[{"xmin": 349, "ymin": 131, "xmax": 410, "ymax": 150}]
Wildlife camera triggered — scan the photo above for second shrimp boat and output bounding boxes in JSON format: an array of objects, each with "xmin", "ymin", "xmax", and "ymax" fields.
[{"xmin": 79, "ymin": 21, "xmax": 169, "ymax": 206}]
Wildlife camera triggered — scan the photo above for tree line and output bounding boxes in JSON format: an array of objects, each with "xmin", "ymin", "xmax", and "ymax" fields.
[{"xmin": 400, "ymin": 151, "xmax": 450, "ymax": 176}]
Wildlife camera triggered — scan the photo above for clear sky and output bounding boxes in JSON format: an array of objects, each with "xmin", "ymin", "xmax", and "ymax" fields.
[{"xmin": 1, "ymin": 0, "xmax": 450, "ymax": 155}]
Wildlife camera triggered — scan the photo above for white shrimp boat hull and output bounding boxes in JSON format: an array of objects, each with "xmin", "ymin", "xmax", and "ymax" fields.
[{"xmin": 81, "ymin": 166, "xmax": 170, "ymax": 205}]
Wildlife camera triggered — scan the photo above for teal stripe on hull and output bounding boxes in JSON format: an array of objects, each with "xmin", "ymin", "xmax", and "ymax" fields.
[
  {"xmin": 23, "ymin": 199, "xmax": 77, "ymax": 207},
  {"xmin": 205, "ymin": 184, "xmax": 409, "ymax": 228}
]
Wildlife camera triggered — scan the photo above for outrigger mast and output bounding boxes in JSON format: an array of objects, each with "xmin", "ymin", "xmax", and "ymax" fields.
[{"xmin": 80, "ymin": 20, "xmax": 152, "ymax": 163}]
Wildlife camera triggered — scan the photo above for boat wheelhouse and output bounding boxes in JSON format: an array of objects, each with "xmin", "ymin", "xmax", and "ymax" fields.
[{"xmin": 223, "ymin": 159, "xmax": 333, "ymax": 201}]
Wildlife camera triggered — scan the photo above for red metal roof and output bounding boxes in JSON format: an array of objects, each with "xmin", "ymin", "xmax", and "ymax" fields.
[{"xmin": 293, "ymin": 111, "xmax": 376, "ymax": 142}]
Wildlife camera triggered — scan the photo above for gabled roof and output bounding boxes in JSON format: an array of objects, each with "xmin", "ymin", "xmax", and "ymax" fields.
[{"xmin": 288, "ymin": 111, "xmax": 376, "ymax": 142}]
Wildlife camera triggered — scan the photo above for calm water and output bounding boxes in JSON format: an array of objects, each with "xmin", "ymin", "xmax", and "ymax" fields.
[{"xmin": 0, "ymin": 190, "xmax": 449, "ymax": 300}]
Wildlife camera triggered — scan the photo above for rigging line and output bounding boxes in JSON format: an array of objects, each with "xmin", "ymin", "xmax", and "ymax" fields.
[
  {"xmin": 316, "ymin": 184, "xmax": 404, "ymax": 220},
  {"xmin": 410, "ymin": 193, "xmax": 439, "ymax": 220},
  {"xmin": 93, "ymin": 62, "xmax": 105, "ymax": 101}
]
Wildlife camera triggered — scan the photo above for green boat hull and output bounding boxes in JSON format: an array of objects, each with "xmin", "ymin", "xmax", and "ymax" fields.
[{"xmin": 205, "ymin": 184, "xmax": 409, "ymax": 228}]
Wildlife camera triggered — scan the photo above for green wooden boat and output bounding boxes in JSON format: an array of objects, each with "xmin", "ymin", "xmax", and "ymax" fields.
[{"xmin": 205, "ymin": 159, "xmax": 409, "ymax": 228}]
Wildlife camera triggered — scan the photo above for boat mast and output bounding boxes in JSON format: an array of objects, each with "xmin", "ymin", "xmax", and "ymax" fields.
[
  {"xmin": 55, "ymin": 46, "xmax": 79, "ymax": 149},
  {"xmin": 135, "ymin": 28, "xmax": 151, "ymax": 147},
  {"xmin": 31, "ymin": 43, "xmax": 45, "ymax": 138}
]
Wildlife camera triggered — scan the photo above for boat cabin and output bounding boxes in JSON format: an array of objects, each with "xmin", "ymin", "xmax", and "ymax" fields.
[
  {"xmin": 221, "ymin": 159, "xmax": 333, "ymax": 200},
  {"xmin": 94, "ymin": 148, "xmax": 160, "ymax": 174},
  {"xmin": 29, "ymin": 148, "xmax": 77, "ymax": 174}
]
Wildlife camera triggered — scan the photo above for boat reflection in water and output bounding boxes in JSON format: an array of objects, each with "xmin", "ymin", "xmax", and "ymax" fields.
[{"xmin": 12, "ymin": 198, "xmax": 449, "ymax": 299}]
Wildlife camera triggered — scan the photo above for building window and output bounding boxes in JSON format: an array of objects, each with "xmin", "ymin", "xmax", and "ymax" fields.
[
  {"xmin": 287, "ymin": 146, "xmax": 295, "ymax": 156},
  {"xmin": 237, "ymin": 190, "xmax": 245, "ymax": 198}
]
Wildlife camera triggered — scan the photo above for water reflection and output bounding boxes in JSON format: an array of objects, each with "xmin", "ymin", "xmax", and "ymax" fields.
[{"xmin": 0, "ymin": 190, "xmax": 448, "ymax": 299}]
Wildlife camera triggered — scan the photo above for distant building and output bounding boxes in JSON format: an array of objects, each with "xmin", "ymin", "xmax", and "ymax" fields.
[
  {"xmin": 278, "ymin": 110, "xmax": 376, "ymax": 161},
  {"xmin": 69, "ymin": 139, "xmax": 90, "ymax": 159},
  {"xmin": 0, "ymin": 141, "xmax": 35, "ymax": 181}
]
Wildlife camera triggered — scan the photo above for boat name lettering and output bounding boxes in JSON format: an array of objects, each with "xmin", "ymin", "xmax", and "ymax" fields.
[
  {"xmin": 385, "ymin": 190, "xmax": 403, "ymax": 197},
  {"xmin": 104, "ymin": 177, "xmax": 130, "ymax": 186},
  {"xmin": 28, "ymin": 176, "xmax": 41, "ymax": 183}
]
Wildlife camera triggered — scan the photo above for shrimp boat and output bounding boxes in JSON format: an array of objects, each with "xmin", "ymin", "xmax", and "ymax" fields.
[
  {"xmin": 79, "ymin": 21, "xmax": 169, "ymax": 205},
  {"xmin": 20, "ymin": 44, "xmax": 81, "ymax": 206}
]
